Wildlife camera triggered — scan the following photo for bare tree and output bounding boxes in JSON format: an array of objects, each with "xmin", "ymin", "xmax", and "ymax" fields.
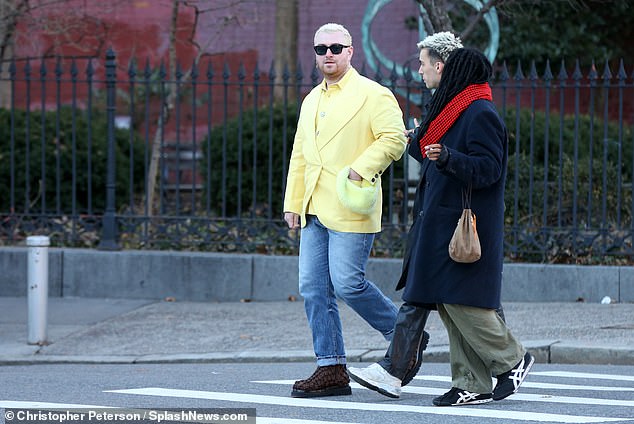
[
  {"xmin": 418, "ymin": 0, "xmax": 455, "ymax": 34},
  {"xmin": 0, "ymin": 0, "xmax": 132, "ymax": 108},
  {"xmin": 415, "ymin": 0, "xmax": 586, "ymax": 42},
  {"xmin": 144, "ymin": 0, "xmax": 257, "ymax": 214},
  {"xmin": 0, "ymin": 0, "xmax": 26, "ymax": 63}
]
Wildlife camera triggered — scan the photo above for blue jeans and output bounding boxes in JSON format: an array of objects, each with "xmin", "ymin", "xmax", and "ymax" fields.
[{"xmin": 299, "ymin": 215, "xmax": 398, "ymax": 366}]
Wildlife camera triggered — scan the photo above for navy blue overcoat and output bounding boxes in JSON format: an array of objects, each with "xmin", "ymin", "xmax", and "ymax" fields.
[{"xmin": 396, "ymin": 99, "xmax": 508, "ymax": 310}]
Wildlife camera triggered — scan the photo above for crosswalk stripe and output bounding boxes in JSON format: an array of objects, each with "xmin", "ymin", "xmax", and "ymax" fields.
[
  {"xmin": 106, "ymin": 387, "xmax": 632, "ymax": 423},
  {"xmin": 414, "ymin": 375, "xmax": 634, "ymax": 392},
  {"xmin": 0, "ymin": 401, "xmax": 116, "ymax": 409},
  {"xmin": 255, "ymin": 380, "xmax": 634, "ymax": 408},
  {"xmin": 531, "ymin": 372, "xmax": 634, "ymax": 382},
  {"xmin": 0, "ymin": 401, "xmax": 357, "ymax": 424},
  {"xmin": 257, "ymin": 419, "xmax": 362, "ymax": 424}
]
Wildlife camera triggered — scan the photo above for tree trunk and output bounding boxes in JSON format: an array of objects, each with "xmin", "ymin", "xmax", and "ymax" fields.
[
  {"xmin": 0, "ymin": 0, "xmax": 26, "ymax": 108},
  {"xmin": 273, "ymin": 0, "xmax": 298, "ymax": 101},
  {"xmin": 419, "ymin": 0, "xmax": 454, "ymax": 33},
  {"xmin": 145, "ymin": 0, "xmax": 179, "ymax": 215}
]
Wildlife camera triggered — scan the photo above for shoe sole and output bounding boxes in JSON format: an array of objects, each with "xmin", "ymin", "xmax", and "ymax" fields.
[
  {"xmin": 492, "ymin": 354, "xmax": 535, "ymax": 401},
  {"xmin": 433, "ymin": 398, "xmax": 493, "ymax": 407},
  {"xmin": 348, "ymin": 370, "xmax": 400, "ymax": 399},
  {"xmin": 291, "ymin": 385, "xmax": 352, "ymax": 398},
  {"xmin": 402, "ymin": 330, "xmax": 430, "ymax": 386}
]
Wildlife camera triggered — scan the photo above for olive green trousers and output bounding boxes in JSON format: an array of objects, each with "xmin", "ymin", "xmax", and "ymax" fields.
[{"xmin": 438, "ymin": 303, "xmax": 526, "ymax": 393}]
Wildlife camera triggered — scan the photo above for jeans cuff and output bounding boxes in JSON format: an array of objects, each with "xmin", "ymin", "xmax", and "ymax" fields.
[{"xmin": 316, "ymin": 356, "xmax": 347, "ymax": 367}]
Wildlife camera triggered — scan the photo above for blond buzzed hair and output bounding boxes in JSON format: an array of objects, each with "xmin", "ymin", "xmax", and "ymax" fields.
[
  {"xmin": 314, "ymin": 23, "xmax": 353, "ymax": 46},
  {"xmin": 417, "ymin": 31, "xmax": 463, "ymax": 63}
]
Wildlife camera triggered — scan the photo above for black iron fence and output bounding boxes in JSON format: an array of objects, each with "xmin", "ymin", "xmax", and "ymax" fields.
[{"xmin": 1, "ymin": 50, "xmax": 633, "ymax": 263}]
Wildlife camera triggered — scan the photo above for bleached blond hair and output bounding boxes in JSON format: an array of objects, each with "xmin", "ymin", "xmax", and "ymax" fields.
[
  {"xmin": 417, "ymin": 31, "xmax": 463, "ymax": 63},
  {"xmin": 314, "ymin": 23, "xmax": 353, "ymax": 46}
]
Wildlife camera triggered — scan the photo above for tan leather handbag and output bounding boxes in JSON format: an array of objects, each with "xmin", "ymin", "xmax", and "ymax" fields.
[{"xmin": 448, "ymin": 185, "xmax": 481, "ymax": 263}]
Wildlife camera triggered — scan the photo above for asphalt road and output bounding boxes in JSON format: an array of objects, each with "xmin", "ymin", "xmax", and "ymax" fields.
[{"xmin": 1, "ymin": 362, "xmax": 633, "ymax": 424}]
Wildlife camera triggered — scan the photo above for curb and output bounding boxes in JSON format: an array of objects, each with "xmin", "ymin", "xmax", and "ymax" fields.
[{"xmin": 1, "ymin": 341, "xmax": 632, "ymax": 366}]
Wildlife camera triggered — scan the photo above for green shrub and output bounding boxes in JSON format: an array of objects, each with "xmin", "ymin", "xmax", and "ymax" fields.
[
  {"xmin": 506, "ymin": 152, "xmax": 630, "ymax": 229},
  {"xmin": 503, "ymin": 107, "xmax": 632, "ymax": 180},
  {"xmin": 0, "ymin": 107, "xmax": 146, "ymax": 213},
  {"xmin": 503, "ymin": 106, "xmax": 633, "ymax": 227},
  {"xmin": 504, "ymin": 107, "xmax": 633, "ymax": 263},
  {"xmin": 200, "ymin": 102, "xmax": 298, "ymax": 218}
]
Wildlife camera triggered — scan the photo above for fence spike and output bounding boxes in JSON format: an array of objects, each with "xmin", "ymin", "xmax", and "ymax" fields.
[
  {"xmin": 499, "ymin": 61, "xmax": 509, "ymax": 82},
  {"xmin": 144, "ymin": 58, "xmax": 152, "ymax": 78},
  {"xmin": 24, "ymin": 58, "xmax": 31, "ymax": 77},
  {"xmin": 529, "ymin": 60, "xmax": 538, "ymax": 80},
  {"xmin": 557, "ymin": 59, "xmax": 568, "ymax": 81},
  {"xmin": 587, "ymin": 60, "xmax": 598, "ymax": 81},
  {"xmin": 128, "ymin": 58, "xmax": 137, "ymax": 78},
  {"xmin": 159, "ymin": 60, "xmax": 167, "ymax": 79},
  {"xmin": 55, "ymin": 57, "xmax": 63, "ymax": 77},
  {"xmin": 374, "ymin": 66, "xmax": 384, "ymax": 84},
  {"xmin": 390, "ymin": 62, "xmax": 398, "ymax": 83},
  {"xmin": 70, "ymin": 58, "xmax": 78, "ymax": 78},
  {"xmin": 39, "ymin": 59, "xmax": 47, "ymax": 78},
  {"xmin": 223, "ymin": 62, "xmax": 231, "ymax": 80},
  {"xmin": 601, "ymin": 59, "xmax": 612, "ymax": 80},
  {"xmin": 542, "ymin": 59, "xmax": 553, "ymax": 81},
  {"xmin": 513, "ymin": 59, "xmax": 524, "ymax": 80},
  {"xmin": 191, "ymin": 59, "xmax": 199, "ymax": 80},
  {"xmin": 268, "ymin": 60, "xmax": 276, "ymax": 81},
  {"xmin": 238, "ymin": 62, "xmax": 246, "ymax": 80},
  {"xmin": 86, "ymin": 58, "xmax": 94, "ymax": 78},
  {"xmin": 9, "ymin": 57, "xmax": 16, "ymax": 77},
  {"xmin": 295, "ymin": 60, "xmax": 303, "ymax": 82},
  {"xmin": 403, "ymin": 63, "xmax": 412, "ymax": 82},
  {"xmin": 617, "ymin": 59, "xmax": 627, "ymax": 80},
  {"xmin": 282, "ymin": 62, "xmax": 290, "ymax": 82},
  {"xmin": 253, "ymin": 61, "xmax": 260, "ymax": 81},
  {"xmin": 176, "ymin": 61, "xmax": 183, "ymax": 80},
  {"xmin": 206, "ymin": 60, "xmax": 214, "ymax": 80},
  {"xmin": 572, "ymin": 59, "xmax": 582, "ymax": 81}
]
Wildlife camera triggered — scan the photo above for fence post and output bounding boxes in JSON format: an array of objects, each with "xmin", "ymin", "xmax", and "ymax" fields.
[
  {"xmin": 99, "ymin": 48, "xmax": 120, "ymax": 250},
  {"xmin": 27, "ymin": 235, "xmax": 49, "ymax": 345}
]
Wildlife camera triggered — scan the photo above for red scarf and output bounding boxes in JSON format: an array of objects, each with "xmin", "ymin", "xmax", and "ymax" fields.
[{"xmin": 419, "ymin": 83, "xmax": 492, "ymax": 157}]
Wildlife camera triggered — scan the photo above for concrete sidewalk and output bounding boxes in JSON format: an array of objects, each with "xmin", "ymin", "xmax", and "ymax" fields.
[{"xmin": 1, "ymin": 296, "xmax": 633, "ymax": 366}]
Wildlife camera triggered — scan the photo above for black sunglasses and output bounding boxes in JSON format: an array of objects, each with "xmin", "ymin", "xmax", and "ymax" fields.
[{"xmin": 314, "ymin": 44, "xmax": 349, "ymax": 55}]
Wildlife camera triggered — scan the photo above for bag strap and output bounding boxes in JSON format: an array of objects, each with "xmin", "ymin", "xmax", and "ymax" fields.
[{"xmin": 462, "ymin": 183, "xmax": 472, "ymax": 209}]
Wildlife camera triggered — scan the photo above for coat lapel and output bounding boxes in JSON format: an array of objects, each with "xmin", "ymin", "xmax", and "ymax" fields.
[{"xmin": 315, "ymin": 70, "xmax": 366, "ymax": 151}]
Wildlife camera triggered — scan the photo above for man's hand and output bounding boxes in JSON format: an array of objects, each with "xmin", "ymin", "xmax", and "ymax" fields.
[
  {"xmin": 404, "ymin": 118, "xmax": 420, "ymax": 144},
  {"xmin": 284, "ymin": 212, "xmax": 300, "ymax": 229},
  {"xmin": 424, "ymin": 143, "xmax": 443, "ymax": 161}
]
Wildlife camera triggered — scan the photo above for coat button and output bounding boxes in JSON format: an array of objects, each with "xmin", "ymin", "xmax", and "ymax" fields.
[
  {"xmin": 371, "ymin": 178, "xmax": 376, "ymax": 182},
  {"xmin": 419, "ymin": 211, "xmax": 424, "ymax": 217}
]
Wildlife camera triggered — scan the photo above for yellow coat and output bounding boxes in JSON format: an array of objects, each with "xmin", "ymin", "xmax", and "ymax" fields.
[{"xmin": 283, "ymin": 67, "xmax": 407, "ymax": 233}]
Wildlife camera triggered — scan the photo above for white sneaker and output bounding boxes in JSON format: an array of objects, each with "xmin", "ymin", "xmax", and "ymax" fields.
[{"xmin": 348, "ymin": 363, "xmax": 402, "ymax": 398}]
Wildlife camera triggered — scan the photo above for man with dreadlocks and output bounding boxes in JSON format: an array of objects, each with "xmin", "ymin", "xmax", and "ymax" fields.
[{"xmin": 350, "ymin": 39, "xmax": 534, "ymax": 406}]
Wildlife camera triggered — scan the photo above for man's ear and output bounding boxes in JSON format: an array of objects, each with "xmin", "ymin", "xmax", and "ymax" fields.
[{"xmin": 436, "ymin": 61, "xmax": 445, "ymax": 74}]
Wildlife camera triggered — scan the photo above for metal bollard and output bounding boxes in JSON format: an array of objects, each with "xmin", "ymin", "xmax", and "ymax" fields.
[{"xmin": 27, "ymin": 235, "xmax": 50, "ymax": 345}]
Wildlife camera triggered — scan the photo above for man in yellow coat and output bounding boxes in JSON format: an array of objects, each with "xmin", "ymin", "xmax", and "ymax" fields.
[{"xmin": 283, "ymin": 22, "xmax": 407, "ymax": 398}]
